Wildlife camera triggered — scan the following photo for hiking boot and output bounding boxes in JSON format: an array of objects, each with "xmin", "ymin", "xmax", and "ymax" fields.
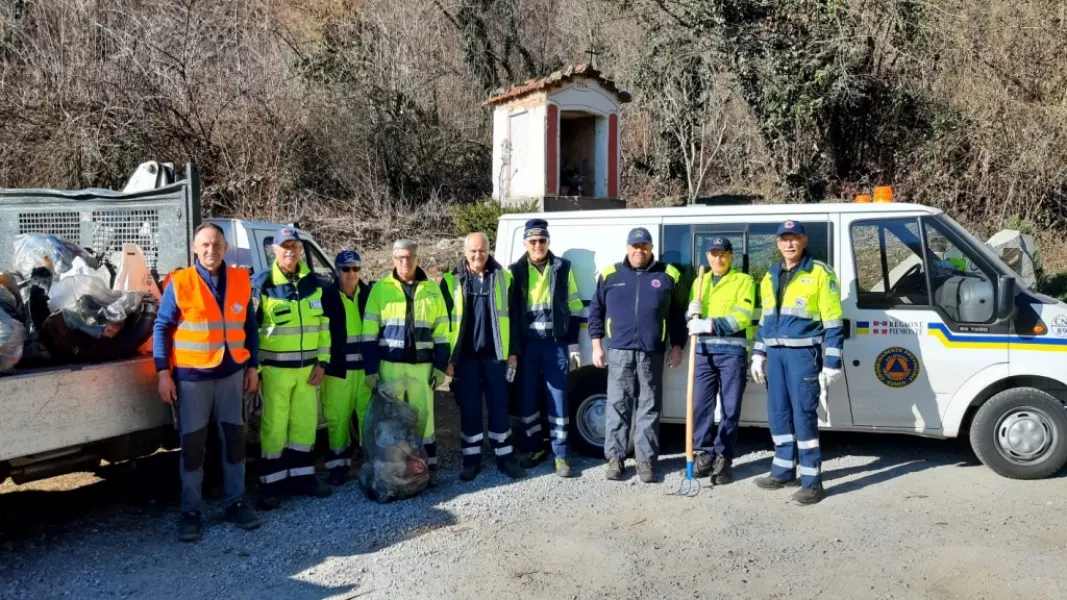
[
  {"xmin": 554, "ymin": 458, "xmax": 573, "ymax": 478},
  {"xmin": 636, "ymin": 461, "xmax": 655, "ymax": 484},
  {"xmin": 792, "ymin": 485, "xmax": 826, "ymax": 505},
  {"xmin": 460, "ymin": 465, "xmax": 481, "ymax": 482},
  {"xmin": 711, "ymin": 456, "xmax": 733, "ymax": 485},
  {"xmin": 327, "ymin": 469, "xmax": 347, "ymax": 487},
  {"xmin": 178, "ymin": 511, "xmax": 202, "ymax": 542},
  {"xmin": 299, "ymin": 479, "xmax": 333, "ymax": 499},
  {"xmin": 520, "ymin": 451, "xmax": 546, "ymax": 469},
  {"xmin": 428, "ymin": 469, "xmax": 439, "ymax": 488},
  {"xmin": 225, "ymin": 501, "xmax": 261, "ymax": 531},
  {"xmin": 498, "ymin": 459, "xmax": 526, "ymax": 480},
  {"xmin": 694, "ymin": 453, "xmax": 714, "ymax": 478},
  {"xmin": 605, "ymin": 458, "xmax": 624, "ymax": 481},
  {"xmin": 754, "ymin": 475, "xmax": 800, "ymax": 490}
]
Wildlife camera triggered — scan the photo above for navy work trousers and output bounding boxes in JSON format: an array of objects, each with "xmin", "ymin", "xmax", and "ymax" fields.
[
  {"xmin": 692, "ymin": 352, "xmax": 747, "ymax": 460},
  {"xmin": 766, "ymin": 346, "xmax": 823, "ymax": 489},
  {"xmin": 454, "ymin": 358, "xmax": 514, "ymax": 468},
  {"xmin": 518, "ymin": 339, "xmax": 570, "ymax": 459}
]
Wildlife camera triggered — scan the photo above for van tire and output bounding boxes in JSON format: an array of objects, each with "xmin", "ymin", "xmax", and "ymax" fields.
[
  {"xmin": 969, "ymin": 387, "xmax": 1067, "ymax": 480},
  {"xmin": 568, "ymin": 368, "xmax": 608, "ymax": 458}
]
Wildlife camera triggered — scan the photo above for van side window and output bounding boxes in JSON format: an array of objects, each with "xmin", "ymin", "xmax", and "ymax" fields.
[
  {"xmin": 661, "ymin": 221, "xmax": 830, "ymax": 308},
  {"xmin": 851, "ymin": 218, "xmax": 930, "ymax": 308},
  {"xmin": 747, "ymin": 222, "xmax": 831, "ymax": 307},
  {"xmin": 924, "ymin": 219, "xmax": 995, "ymax": 323},
  {"xmin": 262, "ymin": 236, "xmax": 275, "ymax": 269}
]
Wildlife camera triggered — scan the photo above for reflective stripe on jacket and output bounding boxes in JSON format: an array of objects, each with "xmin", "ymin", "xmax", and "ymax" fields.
[
  {"xmin": 689, "ymin": 268, "xmax": 756, "ymax": 356},
  {"xmin": 441, "ymin": 257, "xmax": 513, "ymax": 362},
  {"xmin": 362, "ymin": 268, "xmax": 449, "ymax": 374},
  {"xmin": 254, "ymin": 261, "xmax": 331, "ymax": 369},
  {"xmin": 170, "ymin": 266, "xmax": 252, "ymax": 369},
  {"xmin": 753, "ymin": 253, "xmax": 844, "ymax": 369}
]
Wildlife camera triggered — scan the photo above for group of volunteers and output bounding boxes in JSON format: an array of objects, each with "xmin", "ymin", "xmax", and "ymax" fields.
[{"xmin": 153, "ymin": 216, "xmax": 843, "ymax": 542}]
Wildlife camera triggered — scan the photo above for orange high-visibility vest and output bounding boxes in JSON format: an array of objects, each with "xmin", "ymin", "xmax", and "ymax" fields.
[{"xmin": 170, "ymin": 266, "xmax": 252, "ymax": 369}]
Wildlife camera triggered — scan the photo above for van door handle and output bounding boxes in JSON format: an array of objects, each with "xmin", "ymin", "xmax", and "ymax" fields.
[{"xmin": 843, "ymin": 319, "xmax": 851, "ymax": 339}]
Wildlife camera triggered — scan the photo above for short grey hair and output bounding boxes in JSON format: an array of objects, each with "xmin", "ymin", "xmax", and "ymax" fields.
[
  {"xmin": 392, "ymin": 239, "xmax": 418, "ymax": 256},
  {"xmin": 464, "ymin": 232, "xmax": 489, "ymax": 249}
]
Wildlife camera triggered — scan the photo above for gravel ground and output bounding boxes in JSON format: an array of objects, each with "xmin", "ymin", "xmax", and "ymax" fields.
[{"xmin": 3, "ymin": 393, "xmax": 1067, "ymax": 600}]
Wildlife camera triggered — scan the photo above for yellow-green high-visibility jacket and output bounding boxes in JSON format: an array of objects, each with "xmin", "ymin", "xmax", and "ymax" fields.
[
  {"xmin": 689, "ymin": 267, "xmax": 756, "ymax": 356},
  {"xmin": 362, "ymin": 267, "xmax": 449, "ymax": 375},
  {"xmin": 440, "ymin": 258, "xmax": 515, "ymax": 362},
  {"xmin": 753, "ymin": 253, "xmax": 844, "ymax": 370},
  {"xmin": 509, "ymin": 252, "xmax": 583, "ymax": 345},
  {"xmin": 253, "ymin": 261, "xmax": 331, "ymax": 369}
]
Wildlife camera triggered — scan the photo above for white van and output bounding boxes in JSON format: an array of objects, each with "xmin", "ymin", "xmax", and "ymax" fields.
[{"xmin": 496, "ymin": 201, "xmax": 1067, "ymax": 480}]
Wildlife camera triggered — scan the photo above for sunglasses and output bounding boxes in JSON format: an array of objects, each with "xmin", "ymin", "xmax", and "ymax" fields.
[
  {"xmin": 338, "ymin": 266, "xmax": 361, "ymax": 273},
  {"xmin": 527, "ymin": 238, "xmax": 548, "ymax": 246}
]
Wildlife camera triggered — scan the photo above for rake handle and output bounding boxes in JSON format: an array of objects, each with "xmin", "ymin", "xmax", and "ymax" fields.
[{"xmin": 684, "ymin": 266, "xmax": 706, "ymax": 475}]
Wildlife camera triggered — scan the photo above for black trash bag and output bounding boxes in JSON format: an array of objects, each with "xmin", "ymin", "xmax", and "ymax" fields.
[
  {"xmin": 0, "ymin": 309, "xmax": 26, "ymax": 373},
  {"xmin": 358, "ymin": 384, "xmax": 430, "ymax": 503},
  {"xmin": 38, "ymin": 294, "xmax": 157, "ymax": 364}
]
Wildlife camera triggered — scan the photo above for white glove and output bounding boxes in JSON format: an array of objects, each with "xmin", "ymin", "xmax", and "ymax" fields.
[
  {"xmin": 750, "ymin": 354, "xmax": 766, "ymax": 384},
  {"xmin": 568, "ymin": 344, "xmax": 581, "ymax": 369},
  {"xmin": 686, "ymin": 300, "xmax": 703, "ymax": 318},
  {"xmin": 818, "ymin": 367, "xmax": 842, "ymax": 406},
  {"xmin": 687, "ymin": 318, "xmax": 712, "ymax": 336}
]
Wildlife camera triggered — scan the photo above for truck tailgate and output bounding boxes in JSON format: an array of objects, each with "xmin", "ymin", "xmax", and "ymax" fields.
[{"xmin": 0, "ymin": 358, "xmax": 169, "ymax": 462}]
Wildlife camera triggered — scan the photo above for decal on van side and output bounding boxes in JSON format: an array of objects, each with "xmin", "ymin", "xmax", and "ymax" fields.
[
  {"xmin": 856, "ymin": 320, "xmax": 927, "ymax": 336},
  {"xmin": 874, "ymin": 347, "xmax": 920, "ymax": 388}
]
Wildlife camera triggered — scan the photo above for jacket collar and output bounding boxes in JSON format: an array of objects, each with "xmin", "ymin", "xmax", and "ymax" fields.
[
  {"xmin": 389, "ymin": 267, "xmax": 428, "ymax": 285},
  {"xmin": 771, "ymin": 252, "xmax": 813, "ymax": 277},
  {"xmin": 195, "ymin": 258, "xmax": 226, "ymax": 281},
  {"xmin": 453, "ymin": 255, "xmax": 501, "ymax": 277},
  {"xmin": 622, "ymin": 256, "xmax": 657, "ymax": 272},
  {"xmin": 271, "ymin": 259, "xmax": 310, "ymax": 285}
]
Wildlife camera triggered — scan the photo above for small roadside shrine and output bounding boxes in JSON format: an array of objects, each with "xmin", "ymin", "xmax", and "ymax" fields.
[{"xmin": 485, "ymin": 64, "xmax": 630, "ymax": 211}]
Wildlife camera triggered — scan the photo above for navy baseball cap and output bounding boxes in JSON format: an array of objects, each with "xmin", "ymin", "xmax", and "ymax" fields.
[
  {"xmin": 334, "ymin": 250, "xmax": 361, "ymax": 267},
  {"xmin": 274, "ymin": 227, "xmax": 303, "ymax": 245},
  {"xmin": 706, "ymin": 236, "xmax": 733, "ymax": 252},
  {"xmin": 627, "ymin": 227, "xmax": 652, "ymax": 246},
  {"xmin": 524, "ymin": 219, "xmax": 550, "ymax": 240},
  {"xmin": 776, "ymin": 220, "xmax": 806, "ymax": 236}
]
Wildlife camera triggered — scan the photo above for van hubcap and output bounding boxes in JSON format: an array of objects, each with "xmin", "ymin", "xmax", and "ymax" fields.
[
  {"xmin": 996, "ymin": 408, "xmax": 1056, "ymax": 464},
  {"xmin": 576, "ymin": 394, "xmax": 606, "ymax": 448}
]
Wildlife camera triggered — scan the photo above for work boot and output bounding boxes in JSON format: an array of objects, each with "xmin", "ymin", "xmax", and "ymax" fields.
[
  {"xmin": 694, "ymin": 453, "xmax": 714, "ymax": 478},
  {"xmin": 460, "ymin": 464, "xmax": 481, "ymax": 482},
  {"xmin": 605, "ymin": 457, "xmax": 624, "ymax": 481},
  {"xmin": 520, "ymin": 450, "xmax": 546, "ymax": 469},
  {"xmin": 428, "ymin": 468, "xmax": 440, "ymax": 488},
  {"xmin": 554, "ymin": 458, "xmax": 573, "ymax": 478},
  {"xmin": 711, "ymin": 456, "xmax": 733, "ymax": 485},
  {"xmin": 754, "ymin": 475, "xmax": 800, "ymax": 490},
  {"xmin": 327, "ymin": 469, "xmax": 347, "ymax": 487},
  {"xmin": 225, "ymin": 501, "xmax": 261, "ymax": 531},
  {"xmin": 792, "ymin": 485, "xmax": 826, "ymax": 505},
  {"xmin": 636, "ymin": 461, "xmax": 655, "ymax": 484},
  {"xmin": 498, "ymin": 458, "xmax": 526, "ymax": 480},
  {"xmin": 178, "ymin": 511, "xmax": 202, "ymax": 543}
]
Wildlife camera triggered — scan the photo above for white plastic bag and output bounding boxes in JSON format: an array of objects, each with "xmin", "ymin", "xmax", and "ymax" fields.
[{"xmin": 13, "ymin": 234, "xmax": 75, "ymax": 279}]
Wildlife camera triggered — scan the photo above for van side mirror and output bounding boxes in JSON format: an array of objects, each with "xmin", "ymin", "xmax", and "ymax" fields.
[{"xmin": 996, "ymin": 275, "xmax": 1016, "ymax": 321}]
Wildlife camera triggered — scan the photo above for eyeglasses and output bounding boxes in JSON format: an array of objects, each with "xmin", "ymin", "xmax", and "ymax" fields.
[
  {"xmin": 527, "ymin": 238, "xmax": 548, "ymax": 246},
  {"xmin": 393, "ymin": 254, "xmax": 416, "ymax": 262},
  {"xmin": 338, "ymin": 266, "xmax": 361, "ymax": 273}
]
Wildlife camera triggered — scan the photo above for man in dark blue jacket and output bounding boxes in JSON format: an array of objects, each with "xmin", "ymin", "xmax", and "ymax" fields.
[{"xmin": 588, "ymin": 227, "xmax": 686, "ymax": 483}]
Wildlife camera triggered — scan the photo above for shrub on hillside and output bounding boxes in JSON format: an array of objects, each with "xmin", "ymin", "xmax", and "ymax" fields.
[{"xmin": 451, "ymin": 199, "xmax": 538, "ymax": 247}]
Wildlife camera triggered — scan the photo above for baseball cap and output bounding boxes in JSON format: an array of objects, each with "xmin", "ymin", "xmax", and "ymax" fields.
[
  {"xmin": 334, "ymin": 250, "xmax": 361, "ymax": 267},
  {"xmin": 776, "ymin": 220, "xmax": 806, "ymax": 236},
  {"xmin": 274, "ymin": 227, "xmax": 303, "ymax": 245},
  {"xmin": 706, "ymin": 237, "xmax": 733, "ymax": 252},
  {"xmin": 627, "ymin": 227, "xmax": 652, "ymax": 246}
]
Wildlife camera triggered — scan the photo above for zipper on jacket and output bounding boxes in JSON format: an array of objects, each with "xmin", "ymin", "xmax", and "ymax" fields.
[{"xmin": 632, "ymin": 269, "xmax": 643, "ymax": 347}]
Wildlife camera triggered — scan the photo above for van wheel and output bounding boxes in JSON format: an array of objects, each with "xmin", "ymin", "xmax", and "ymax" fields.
[
  {"xmin": 969, "ymin": 387, "xmax": 1067, "ymax": 479},
  {"xmin": 569, "ymin": 368, "xmax": 608, "ymax": 458}
]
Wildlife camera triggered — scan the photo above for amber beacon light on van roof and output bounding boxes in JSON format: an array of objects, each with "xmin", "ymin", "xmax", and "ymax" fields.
[{"xmin": 854, "ymin": 186, "xmax": 894, "ymax": 204}]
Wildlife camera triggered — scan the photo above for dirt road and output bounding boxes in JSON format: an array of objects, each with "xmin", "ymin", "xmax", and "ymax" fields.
[{"xmin": 2, "ymin": 393, "xmax": 1066, "ymax": 600}]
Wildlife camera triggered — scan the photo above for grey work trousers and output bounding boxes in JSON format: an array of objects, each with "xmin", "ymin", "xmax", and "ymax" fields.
[
  {"xmin": 177, "ymin": 370, "xmax": 247, "ymax": 513},
  {"xmin": 604, "ymin": 348, "xmax": 664, "ymax": 463}
]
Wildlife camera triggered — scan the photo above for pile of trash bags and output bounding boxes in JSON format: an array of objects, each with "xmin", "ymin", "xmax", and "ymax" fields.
[
  {"xmin": 358, "ymin": 379, "xmax": 431, "ymax": 503},
  {"xmin": 0, "ymin": 233, "xmax": 159, "ymax": 374}
]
